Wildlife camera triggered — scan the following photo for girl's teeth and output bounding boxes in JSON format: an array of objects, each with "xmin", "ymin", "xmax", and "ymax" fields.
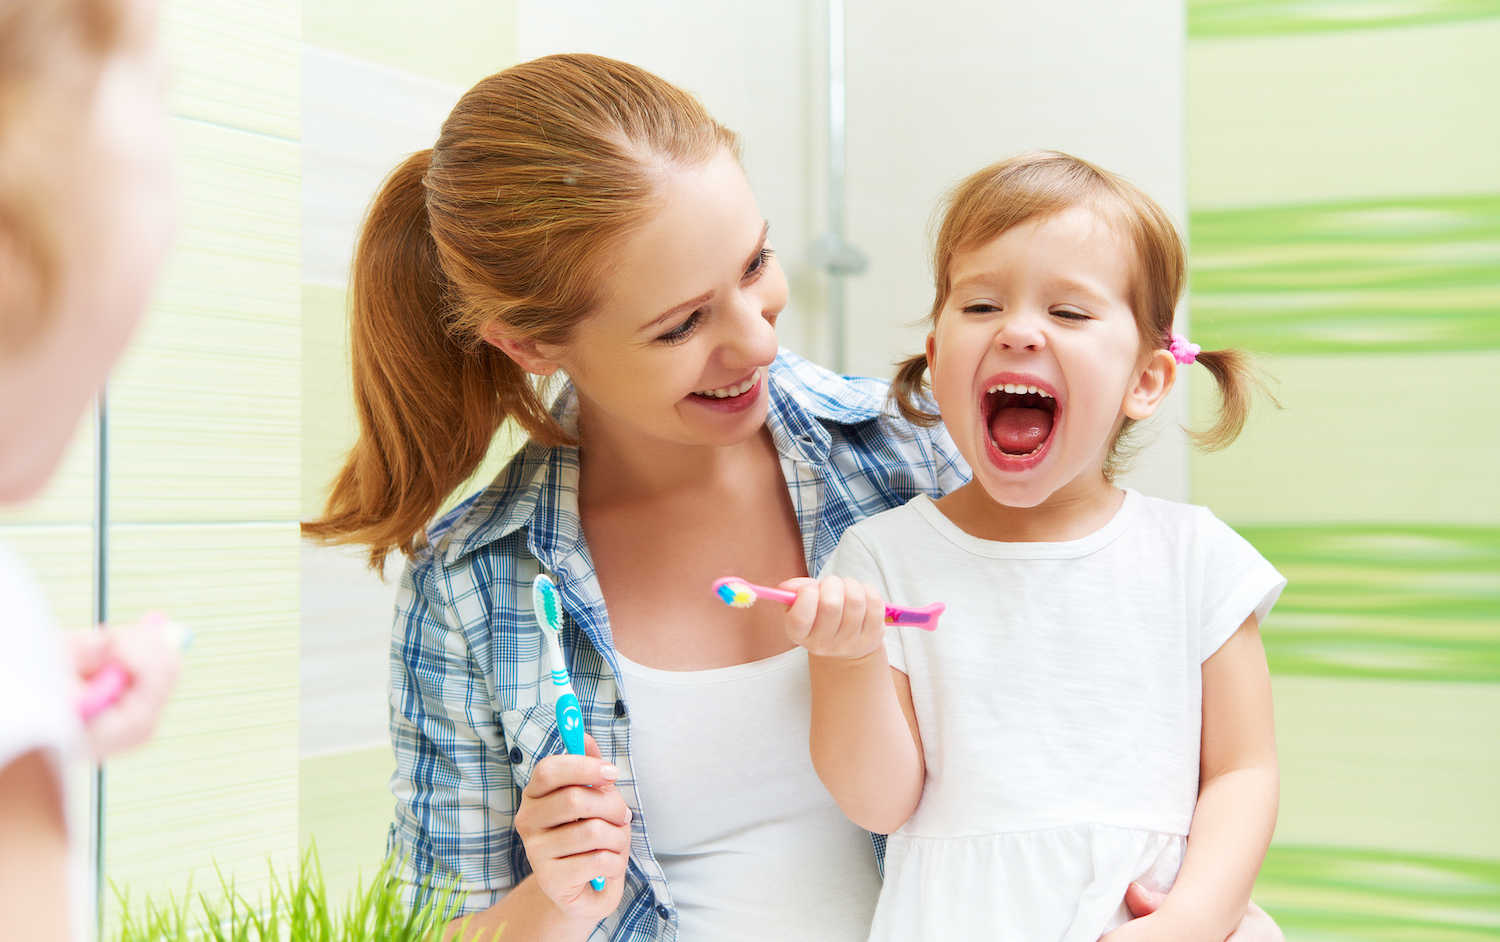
[{"xmin": 987, "ymin": 382, "xmax": 1052, "ymax": 398}]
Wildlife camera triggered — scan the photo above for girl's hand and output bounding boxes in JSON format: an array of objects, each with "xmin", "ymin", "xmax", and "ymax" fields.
[
  {"xmin": 513, "ymin": 733, "xmax": 632, "ymax": 922},
  {"xmin": 1112, "ymin": 883, "xmax": 1286, "ymax": 942},
  {"xmin": 779, "ymin": 576, "xmax": 888, "ymax": 661},
  {"xmin": 68, "ymin": 612, "xmax": 182, "ymax": 758}
]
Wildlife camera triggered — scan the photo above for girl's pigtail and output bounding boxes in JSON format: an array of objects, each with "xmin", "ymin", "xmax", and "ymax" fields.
[
  {"xmin": 302, "ymin": 151, "xmax": 514, "ymax": 569},
  {"xmin": 890, "ymin": 351, "xmax": 943, "ymax": 427},
  {"xmin": 1187, "ymin": 346, "xmax": 1279, "ymax": 452}
]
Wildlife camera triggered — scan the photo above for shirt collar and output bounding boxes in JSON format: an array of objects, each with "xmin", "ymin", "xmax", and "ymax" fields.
[{"xmin": 437, "ymin": 348, "xmax": 887, "ymax": 565}]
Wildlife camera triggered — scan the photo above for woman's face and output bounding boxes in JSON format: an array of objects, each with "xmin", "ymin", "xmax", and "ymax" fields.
[
  {"xmin": 0, "ymin": 0, "xmax": 175, "ymax": 503},
  {"xmin": 537, "ymin": 149, "xmax": 786, "ymax": 452}
]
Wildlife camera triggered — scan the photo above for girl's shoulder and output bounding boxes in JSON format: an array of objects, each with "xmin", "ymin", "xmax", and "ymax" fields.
[{"xmin": 1129, "ymin": 492, "xmax": 1241, "ymax": 541}]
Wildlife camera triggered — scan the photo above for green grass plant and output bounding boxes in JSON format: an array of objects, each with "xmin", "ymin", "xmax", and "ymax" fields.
[{"xmin": 110, "ymin": 844, "xmax": 481, "ymax": 942}]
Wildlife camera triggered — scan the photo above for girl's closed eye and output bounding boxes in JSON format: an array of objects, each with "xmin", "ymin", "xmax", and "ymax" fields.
[
  {"xmin": 1050, "ymin": 307, "xmax": 1091, "ymax": 321},
  {"xmin": 961, "ymin": 301, "xmax": 1002, "ymax": 315},
  {"xmin": 657, "ymin": 310, "xmax": 703, "ymax": 345}
]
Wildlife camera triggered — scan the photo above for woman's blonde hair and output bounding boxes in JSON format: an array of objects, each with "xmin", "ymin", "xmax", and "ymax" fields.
[
  {"xmin": 892, "ymin": 150, "xmax": 1271, "ymax": 475},
  {"xmin": 302, "ymin": 53, "xmax": 741, "ymax": 567},
  {"xmin": 0, "ymin": 0, "xmax": 127, "ymax": 355}
]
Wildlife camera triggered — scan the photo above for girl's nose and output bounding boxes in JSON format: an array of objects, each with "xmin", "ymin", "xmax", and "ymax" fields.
[{"xmin": 995, "ymin": 310, "xmax": 1046, "ymax": 351}]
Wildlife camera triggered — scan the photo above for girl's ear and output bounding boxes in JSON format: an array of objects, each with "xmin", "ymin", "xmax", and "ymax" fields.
[
  {"xmin": 1123, "ymin": 347, "xmax": 1176, "ymax": 420},
  {"xmin": 924, "ymin": 330, "xmax": 938, "ymax": 374},
  {"xmin": 479, "ymin": 324, "xmax": 562, "ymax": 376}
]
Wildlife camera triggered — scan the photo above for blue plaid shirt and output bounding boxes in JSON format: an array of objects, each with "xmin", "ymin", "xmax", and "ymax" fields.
[{"xmin": 388, "ymin": 348, "xmax": 968, "ymax": 940}]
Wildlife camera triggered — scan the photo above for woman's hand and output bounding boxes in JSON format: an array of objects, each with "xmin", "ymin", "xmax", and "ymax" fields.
[
  {"xmin": 779, "ymin": 576, "xmax": 888, "ymax": 661},
  {"xmin": 68, "ymin": 612, "xmax": 182, "ymax": 758},
  {"xmin": 513, "ymin": 733, "xmax": 633, "ymax": 923},
  {"xmin": 1112, "ymin": 883, "xmax": 1286, "ymax": 942}
]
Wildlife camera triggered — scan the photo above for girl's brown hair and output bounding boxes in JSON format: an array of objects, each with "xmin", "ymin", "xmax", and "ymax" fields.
[
  {"xmin": 302, "ymin": 54, "xmax": 741, "ymax": 567},
  {"xmin": 892, "ymin": 151, "xmax": 1271, "ymax": 475},
  {"xmin": 0, "ymin": 0, "xmax": 128, "ymax": 355}
]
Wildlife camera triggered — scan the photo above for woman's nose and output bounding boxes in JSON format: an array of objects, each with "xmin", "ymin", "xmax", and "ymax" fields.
[{"xmin": 723, "ymin": 287, "xmax": 781, "ymax": 366}]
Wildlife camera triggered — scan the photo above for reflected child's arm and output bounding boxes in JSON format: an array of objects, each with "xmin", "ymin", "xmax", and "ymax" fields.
[{"xmin": 782, "ymin": 576, "xmax": 925, "ymax": 834}]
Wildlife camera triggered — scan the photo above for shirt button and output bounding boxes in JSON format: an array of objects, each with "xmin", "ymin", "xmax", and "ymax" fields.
[
  {"xmin": 614, "ymin": 699, "xmax": 627, "ymax": 718},
  {"xmin": 509, "ymin": 747, "xmax": 523, "ymax": 764},
  {"xmin": 655, "ymin": 903, "xmax": 672, "ymax": 920}
]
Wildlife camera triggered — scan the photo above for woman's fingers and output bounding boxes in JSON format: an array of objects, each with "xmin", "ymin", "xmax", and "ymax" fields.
[
  {"xmin": 1123, "ymin": 882, "xmax": 1163, "ymax": 917},
  {"xmin": 514, "ymin": 740, "xmax": 633, "ymax": 916}
]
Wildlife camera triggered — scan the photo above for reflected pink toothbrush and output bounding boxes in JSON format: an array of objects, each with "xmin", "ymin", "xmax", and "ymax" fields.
[
  {"xmin": 77, "ymin": 615, "xmax": 192, "ymax": 721},
  {"xmin": 711, "ymin": 576, "xmax": 944, "ymax": 630}
]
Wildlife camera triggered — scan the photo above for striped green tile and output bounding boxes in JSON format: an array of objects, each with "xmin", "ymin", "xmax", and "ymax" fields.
[
  {"xmin": 1256, "ymin": 845, "xmax": 1500, "ymax": 940},
  {"xmin": 299, "ymin": 746, "xmax": 398, "ymax": 907},
  {"xmin": 1236, "ymin": 525, "xmax": 1500, "ymax": 682},
  {"xmin": 1272, "ymin": 676, "xmax": 1499, "ymax": 858},
  {"xmin": 1186, "ymin": 21, "xmax": 1500, "ymax": 211},
  {"xmin": 1189, "ymin": 0, "xmax": 1500, "ymax": 38},
  {"xmin": 1189, "ymin": 195, "xmax": 1500, "ymax": 355}
]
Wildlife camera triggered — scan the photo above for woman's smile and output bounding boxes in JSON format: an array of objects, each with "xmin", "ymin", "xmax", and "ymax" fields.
[{"xmin": 686, "ymin": 368, "xmax": 765, "ymax": 413}]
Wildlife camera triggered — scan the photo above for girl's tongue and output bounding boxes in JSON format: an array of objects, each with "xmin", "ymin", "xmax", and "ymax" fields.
[{"xmin": 990, "ymin": 405, "xmax": 1054, "ymax": 456}]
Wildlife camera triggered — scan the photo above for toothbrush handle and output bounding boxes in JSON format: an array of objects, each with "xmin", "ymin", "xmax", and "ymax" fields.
[
  {"xmin": 749, "ymin": 582, "xmax": 945, "ymax": 631},
  {"xmin": 78, "ymin": 663, "xmax": 129, "ymax": 720},
  {"xmin": 885, "ymin": 601, "xmax": 945, "ymax": 631},
  {"xmin": 750, "ymin": 584, "xmax": 799, "ymax": 606},
  {"xmin": 555, "ymin": 691, "xmax": 606, "ymax": 892},
  {"xmin": 555, "ymin": 691, "xmax": 586, "ymax": 757}
]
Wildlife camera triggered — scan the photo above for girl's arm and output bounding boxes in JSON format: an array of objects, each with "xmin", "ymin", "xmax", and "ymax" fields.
[
  {"xmin": 0, "ymin": 750, "xmax": 70, "ymax": 942},
  {"xmin": 784, "ymin": 576, "xmax": 925, "ymax": 834},
  {"xmin": 1104, "ymin": 614, "xmax": 1279, "ymax": 942}
]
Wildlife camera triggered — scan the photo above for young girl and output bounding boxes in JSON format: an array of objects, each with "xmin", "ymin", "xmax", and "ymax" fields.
[
  {"xmin": 781, "ymin": 151, "xmax": 1284, "ymax": 942},
  {"xmin": 1, "ymin": 0, "xmax": 180, "ymax": 938}
]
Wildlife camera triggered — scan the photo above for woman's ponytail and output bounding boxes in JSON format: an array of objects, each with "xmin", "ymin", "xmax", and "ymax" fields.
[
  {"xmin": 301, "ymin": 151, "xmax": 516, "ymax": 569},
  {"xmin": 302, "ymin": 55, "xmax": 741, "ymax": 568}
]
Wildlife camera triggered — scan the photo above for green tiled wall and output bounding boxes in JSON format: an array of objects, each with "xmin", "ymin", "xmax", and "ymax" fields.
[{"xmin": 1188, "ymin": 2, "xmax": 1500, "ymax": 936}]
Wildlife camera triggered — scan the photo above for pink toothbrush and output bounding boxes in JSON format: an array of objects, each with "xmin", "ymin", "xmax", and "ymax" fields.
[
  {"xmin": 77, "ymin": 615, "xmax": 192, "ymax": 721},
  {"xmin": 712, "ymin": 576, "xmax": 944, "ymax": 630}
]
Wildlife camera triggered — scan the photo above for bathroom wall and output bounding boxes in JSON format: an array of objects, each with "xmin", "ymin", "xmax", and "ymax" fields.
[{"xmin": 1185, "ymin": 1, "xmax": 1500, "ymax": 933}]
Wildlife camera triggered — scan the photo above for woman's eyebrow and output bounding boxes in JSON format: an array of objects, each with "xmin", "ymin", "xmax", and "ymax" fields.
[
  {"xmin": 644, "ymin": 291, "xmax": 714, "ymax": 333},
  {"xmin": 641, "ymin": 221, "xmax": 771, "ymax": 333}
]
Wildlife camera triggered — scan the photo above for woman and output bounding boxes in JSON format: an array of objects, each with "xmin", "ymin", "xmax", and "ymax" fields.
[{"xmin": 306, "ymin": 53, "xmax": 1283, "ymax": 942}]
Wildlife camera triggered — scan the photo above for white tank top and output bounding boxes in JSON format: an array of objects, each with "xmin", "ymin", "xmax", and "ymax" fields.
[{"xmin": 614, "ymin": 645, "xmax": 881, "ymax": 941}]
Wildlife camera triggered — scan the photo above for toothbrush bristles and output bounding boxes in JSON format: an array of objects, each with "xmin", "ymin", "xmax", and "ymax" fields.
[{"xmin": 715, "ymin": 581, "xmax": 756, "ymax": 609}]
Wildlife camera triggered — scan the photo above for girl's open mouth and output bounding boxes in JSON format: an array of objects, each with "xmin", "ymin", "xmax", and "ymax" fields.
[{"xmin": 984, "ymin": 381, "xmax": 1057, "ymax": 461}]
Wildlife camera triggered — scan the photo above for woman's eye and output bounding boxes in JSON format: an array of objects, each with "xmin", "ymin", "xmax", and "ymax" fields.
[
  {"xmin": 745, "ymin": 247, "xmax": 775, "ymax": 278},
  {"xmin": 658, "ymin": 311, "xmax": 702, "ymax": 345}
]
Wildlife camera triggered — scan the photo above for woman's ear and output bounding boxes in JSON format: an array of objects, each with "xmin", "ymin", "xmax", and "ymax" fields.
[
  {"xmin": 1123, "ymin": 347, "xmax": 1176, "ymax": 420},
  {"xmin": 479, "ymin": 324, "xmax": 561, "ymax": 376}
]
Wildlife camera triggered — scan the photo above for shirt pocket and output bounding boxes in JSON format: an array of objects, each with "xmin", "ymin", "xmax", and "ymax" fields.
[{"xmin": 497, "ymin": 702, "xmax": 562, "ymax": 789}]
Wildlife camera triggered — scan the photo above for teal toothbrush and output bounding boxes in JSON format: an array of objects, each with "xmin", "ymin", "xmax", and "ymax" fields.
[{"xmin": 532, "ymin": 574, "xmax": 605, "ymax": 892}]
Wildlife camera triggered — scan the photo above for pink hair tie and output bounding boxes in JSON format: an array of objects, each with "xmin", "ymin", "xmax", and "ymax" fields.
[{"xmin": 1169, "ymin": 333, "xmax": 1200, "ymax": 365}]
